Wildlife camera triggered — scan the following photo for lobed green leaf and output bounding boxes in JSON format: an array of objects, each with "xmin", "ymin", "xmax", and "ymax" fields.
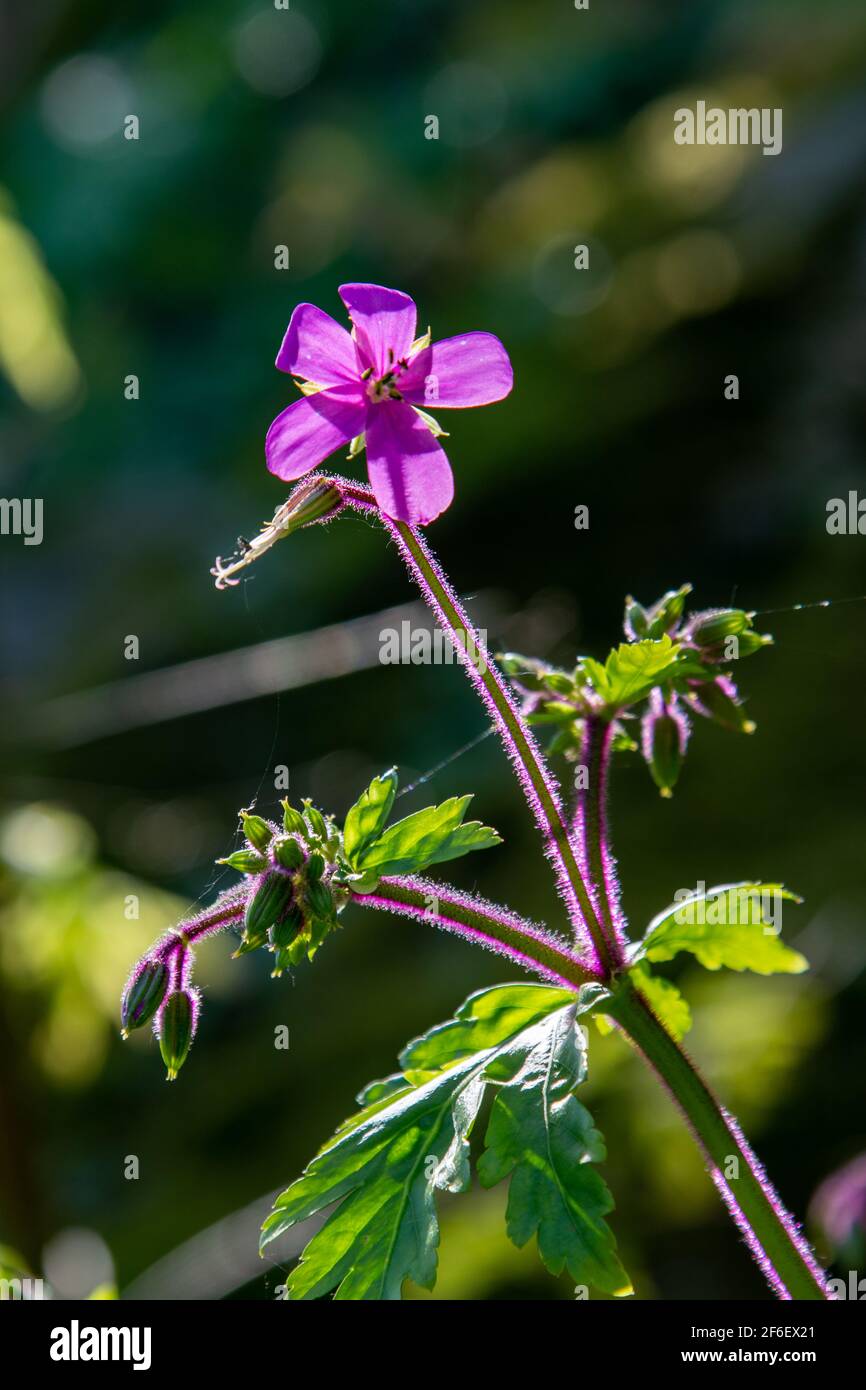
[
  {"xmin": 636, "ymin": 882, "xmax": 807, "ymax": 975},
  {"xmin": 262, "ymin": 983, "xmax": 625, "ymax": 1300},
  {"xmin": 581, "ymin": 636, "xmax": 681, "ymax": 712},
  {"xmin": 356, "ymin": 795, "xmax": 501, "ymax": 875},
  {"xmin": 477, "ymin": 1008, "xmax": 632, "ymax": 1296}
]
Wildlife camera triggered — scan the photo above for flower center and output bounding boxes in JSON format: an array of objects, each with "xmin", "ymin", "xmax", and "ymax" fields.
[{"xmin": 362, "ymin": 351, "xmax": 409, "ymax": 403}]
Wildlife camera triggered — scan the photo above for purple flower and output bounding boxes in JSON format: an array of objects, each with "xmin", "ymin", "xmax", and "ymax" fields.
[{"xmin": 265, "ymin": 283, "xmax": 513, "ymax": 526}]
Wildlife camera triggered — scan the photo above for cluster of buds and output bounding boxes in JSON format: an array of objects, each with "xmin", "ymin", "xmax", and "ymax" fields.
[
  {"xmin": 625, "ymin": 586, "xmax": 772, "ymax": 662},
  {"xmin": 622, "ymin": 586, "xmax": 772, "ymax": 800},
  {"xmin": 624, "ymin": 588, "xmax": 771, "ymax": 795},
  {"xmin": 499, "ymin": 584, "xmax": 774, "ymax": 800},
  {"xmin": 623, "ymin": 583, "xmax": 693, "ymax": 643},
  {"xmin": 120, "ymin": 800, "xmax": 342, "ymax": 1079},
  {"xmin": 624, "ymin": 588, "xmax": 768, "ymax": 756},
  {"xmin": 223, "ymin": 805, "xmax": 341, "ymax": 975}
]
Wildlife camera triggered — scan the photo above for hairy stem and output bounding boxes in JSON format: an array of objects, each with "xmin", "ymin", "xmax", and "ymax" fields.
[
  {"xmin": 335, "ymin": 478, "xmax": 609, "ymax": 974},
  {"xmin": 155, "ymin": 893, "xmax": 246, "ymax": 965},
  {"xmin": 574, "ymin": 716, "xmax": 627, "ymax": 963},
  {"xmin": 349, "ymin": 876, "xmax": 597, "ymax": 990},
  {"xmin": 607, "ymin": 977, "xmax": 831, "ymax": 1300},
  {"xmin": 390, "ymin": 520, "xmax": 612, "ymax": 967}
]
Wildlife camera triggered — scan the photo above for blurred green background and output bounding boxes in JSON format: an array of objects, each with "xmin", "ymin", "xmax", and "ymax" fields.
[{"xmin": 1, "ymin": 0, "xmax": 865, "ymax": 1300}]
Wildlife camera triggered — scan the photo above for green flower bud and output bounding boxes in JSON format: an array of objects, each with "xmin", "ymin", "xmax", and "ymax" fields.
[
  {"xmin": 688, "ymin": 677, "xmax": 756, "ymax": 733},
  {"xmin": 645, "ymin": 584, "xmax": 692, "ymax": 639},
  {"xmin": 729, "ymin": 630, "xmax": 772, "ymax": 659},
  {"xmin": 271, "ymin": 904, "xmax": 305, "ymax": 950},
  {"xmin": 689, "ymin": 608, "xmax": 752, "ymax": 647},
  {"xmin": 158, "ymin": 990, "xmax": 196, "ymax": 1081},
  {"xmin": 121, "ymin": 960, "xmax": 169, "ymax": 1037},
  {"xmin": 497, "ymin": 653, "xmax": 551, "ymax": 693},
  {"xmin": 219, "ymin": 849, "xmax": 268, "ymax": 874},
  {"xmin": 624, "ymin": 597, "xmax": 649, "ymax": 641},
  {"xmin": 273, "ymin": 836, "xmax": 305, "ymax": 871},
  {"xmin": 281, "ymin": 801, "xmax": 307, "ymax": 836},
  {"xmin": 303, "ymin": 802, "xmax": 328, "ymax": 840},
  {"xmin": 241, "ymin": 812, "xmax": 273, "ymax": 852},
  {"xmin": 543, "ymin": 671, "xmax": 574, "ymax": 697},
  {"xmin": 696, "ymin": 630, "xmax": 773, "ymax": 664},
  {"xmin": 306, "ymin": 878, "xmax": 335, "ymax": 922},
  {"xmin": 238, "ymin": 871, "xmax": 295, "ymax": 954},
  {"xmin": 306, "ymin": 850, "xmax": 325, "ymax": 882},
  {"xmin": 641, "ymin": 691, "xmax": 689, "ymax": 799}
]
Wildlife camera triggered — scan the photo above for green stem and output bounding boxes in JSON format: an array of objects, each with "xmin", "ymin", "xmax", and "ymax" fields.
[{"xmin": 606, "ymin": 977, "xmax": 830, "ymax": 1300}]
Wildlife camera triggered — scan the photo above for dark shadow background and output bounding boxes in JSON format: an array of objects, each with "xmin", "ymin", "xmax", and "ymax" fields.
[{"xmin": 0, "ymin": 0, "xmax": 864, "ymax": 1300}]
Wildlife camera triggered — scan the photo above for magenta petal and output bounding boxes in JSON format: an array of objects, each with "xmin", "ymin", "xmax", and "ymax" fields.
[
  {"xmin": 275, "ymin": 303, "xmax": 360, "ymax": 386},
  {"xmin": 265, "ymin": 385, "xmax": 366, "ymax": 482},
  {"xmin": 400, "ymin": 332, "xmax": 513, "ymax": 408},
  {"xmin": 365, "ymin": 401, "xmax": 455, "ymax": 525},
  {"xmin": 338, "ymin": 283, "xmax": 417, "ymax": 376}
]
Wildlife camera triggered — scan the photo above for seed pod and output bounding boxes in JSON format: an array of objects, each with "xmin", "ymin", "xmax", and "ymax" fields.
[
  {"xmin": 281, "ymin": 801, "xmax": 307, "ymax": 836},
  {"xmin": 689, "ymin": 608, "xmax": 752, "ymax": 648},
  {"xmin": 306, "ymin": 850, "xmax": 325, "ymax": 882},
  {"xmin": 241, "ymin": 871, "xmax": 295, "ymax": 950},
  {"xmin": 219, "ymin": 849, "xmax": 268, "ymax": 874},
  {"xmin": 641, "ymin": 691, "xmax": 689, "ymax": 798},
  {"xmin": 273, "ymin": 836, "xmax": 305, "ymax": 871},
  {"xmin": 121, "ymin": 959, "xmax": 169, "ymax": 1036},
  {"xmin": 241, "ymin": 812, "xmax": 273, "ymax": 852},
  {"xmin": 158, "ymin": 990, "xmax": 197, "ymax": 1081}
]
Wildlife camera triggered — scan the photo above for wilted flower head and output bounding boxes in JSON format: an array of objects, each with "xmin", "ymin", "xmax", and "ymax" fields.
[{"xmin": 265, "ymin": 283, "xmax": 513, "ymax": 526}]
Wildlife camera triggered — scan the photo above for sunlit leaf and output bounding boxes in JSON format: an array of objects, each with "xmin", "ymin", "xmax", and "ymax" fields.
[
  {"xmin": 581, "ymin": 636, "xmax": 681, "ymax": 711},
  {"xmin": 636, "ymin": 882, "xmax": 807, "ymax": 975},
  {"xmin": 477, "ymin": 1007, "xmax": 632, "ymax": 1296},
  {"xmin": 261, "ymin": 983, "xmax": 625, "ymax": 1300},
  {"xmin": 356, "ymin": 795, "xmax": 500, "ymax": 875},
  {"xmin": 342, "ymin": 768, "xmax": 398, "ymax": 866}
]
